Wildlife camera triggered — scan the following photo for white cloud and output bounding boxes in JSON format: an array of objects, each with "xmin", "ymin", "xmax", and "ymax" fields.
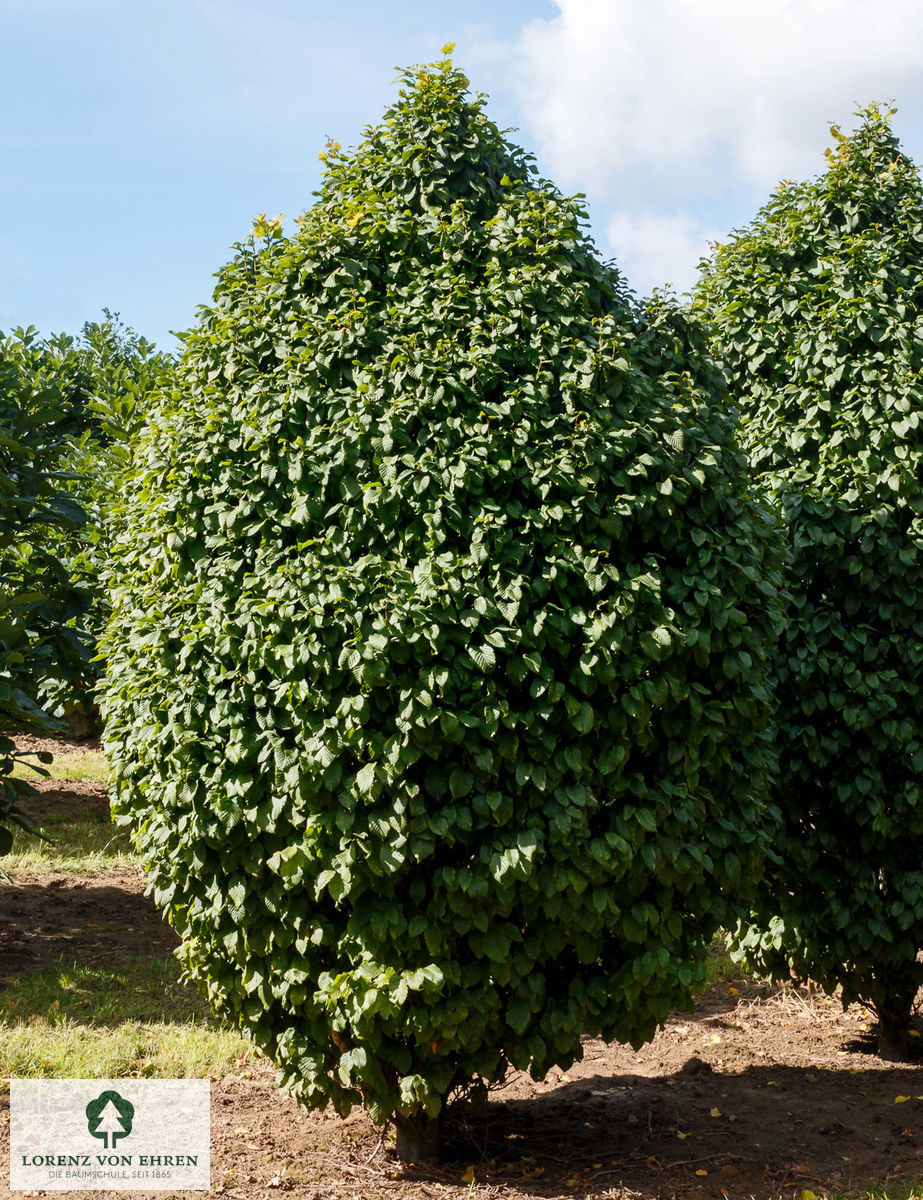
[
  {"xmin": 604, "ymin": 211, "xmax": 722, "ymax": 298},
  {"xmin": 508, "ymin": 0, "xmax": 923, "ymax": 292},
  {"xmin": 515, "ymin": 0, "xmax": 923, "ymax": 194}
]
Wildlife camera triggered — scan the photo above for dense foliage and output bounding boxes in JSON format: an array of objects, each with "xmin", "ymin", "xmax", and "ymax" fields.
[
  {"xmin": 697, "ymin": 105, "xmax": 923, "ymax": 1059},
  {"xmin": 1, "ymin": 315, "xmax": 169, "ymax": 864},
  {"xmin": 102, "ymin": 57, "xmax": 783, "ymax": 1153},
  {"xmin": 36, "ymin": 314, "xmax": 174, "ymax": 728},
  {"xmin": 0, "ymin": 328, "xmax": 90, "ymax": 862}
]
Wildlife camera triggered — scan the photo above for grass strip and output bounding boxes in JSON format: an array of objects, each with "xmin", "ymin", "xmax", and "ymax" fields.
[
  {"xmin": 5, "ymin": 809, "xmax": 137, "ymax": 874},
  {"xmin": 11, "ymin": 749, "xmax": 109, "ymax": 785},
  {"xmin": 0, "ymin": 958, "xmax": 253, "ymax": 1079}
]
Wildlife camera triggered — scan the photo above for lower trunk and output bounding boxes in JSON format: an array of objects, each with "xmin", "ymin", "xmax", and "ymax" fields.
[
  {"xmin": 877, "ymin": 1010, "xmax": 911, "ymax": 1062},
  {"xmin": 394, "ymin": 1113, "xmax": 440, "ymax": 1162},
  {"xmin": 874, "ymin": 979, "xmax": 917, "ymax": 1062}
]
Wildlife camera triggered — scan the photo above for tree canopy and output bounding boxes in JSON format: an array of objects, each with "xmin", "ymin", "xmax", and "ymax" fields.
[
  {"xmin": 102, "ymin": 56, "xmax": 783, "ymax": 1153},
  {"xmin": 697, "ymin": 104, "xmax": 923, "ymax": 1058}
]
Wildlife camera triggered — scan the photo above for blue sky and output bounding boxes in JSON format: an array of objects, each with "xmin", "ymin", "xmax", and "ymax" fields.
[{"xmin": 5, "ymin": 0, "xmax": 923, "ymax": 351}]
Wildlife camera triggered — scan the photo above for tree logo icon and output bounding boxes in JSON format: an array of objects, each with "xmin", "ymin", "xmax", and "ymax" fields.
[{"xmin": 85, "ymin": 1090, "xmax": 135, "ymax": 1149}]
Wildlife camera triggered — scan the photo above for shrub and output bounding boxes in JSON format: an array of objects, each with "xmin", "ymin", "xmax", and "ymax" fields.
[
  {"xmin": 35, "ymin": 313, "xmax": 174, "ymax": 730},
  {"xmin": 0, "ymin": 328, "xmax": 90, "ymax": 864},
  {"xmin": 102, "ymin": 56, "xmax": 783, "ymax": 1156},
  {"xmin": 0, "ymin": 316, "xmax": 172, "ymax": 744},
  {"xmin": 697, "ymin": 104, "xmax": 923, "ymax": 1059}
]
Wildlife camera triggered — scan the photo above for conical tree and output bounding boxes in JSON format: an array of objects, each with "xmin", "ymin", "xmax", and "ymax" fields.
[
  {"xmin": 102, "ymin": 55, "xmax": 783, "ymax": 1156},
  {"xmin": 697, "ymin": 105, "xmax": 923, "ymax": 1060}
]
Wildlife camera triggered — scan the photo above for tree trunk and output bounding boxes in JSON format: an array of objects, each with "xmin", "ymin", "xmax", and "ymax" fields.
[
  {"xmin": 394, "ymin": 1113, "xmax": 440, "ymax": 1162},
  {"xmin": 875, "ymin": 982, "xmax": 916, "ymax": 1061},
  {"xmin": 877, "ymin": 1009, "xmax": 910, "ymax": 1061}
]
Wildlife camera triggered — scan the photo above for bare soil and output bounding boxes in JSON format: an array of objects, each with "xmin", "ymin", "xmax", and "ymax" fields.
[
  {"xmin": 1, "ymin": 739, "xmax": 921, "ymax": 1200},
  {"xmin": 11, "ymin": 735, "xmax": 103, "ymax": 758}
]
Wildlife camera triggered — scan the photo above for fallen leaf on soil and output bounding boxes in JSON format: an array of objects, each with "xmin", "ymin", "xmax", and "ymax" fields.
[
  {"xmin": 677, "ymin": 1130, "xmax": 691, "ymax": 1139},
  {"xmin": 696, "ymin": 1168, "xmax": 708, "ymax": 1176},
  {"xmin": 798, "ymin": 1190, "xmax": 817, "ymax": 1200},
  {"xmin": 894, "ymin": 1095, "xmax": 910, "ymax": 1103},
  {"xmin": 710, "ymin": 1107, "xmax": 722, "ymax": 1117}
]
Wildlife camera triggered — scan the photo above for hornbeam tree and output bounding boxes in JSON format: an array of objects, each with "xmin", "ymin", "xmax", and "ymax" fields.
[
  {"xmin": 0, "ymin": 329, "xmax": 90, "ymax": 865},
  {"xmin": 102, "ymin": 54, "xmax": 783, "ymax": 1158},
  {"xmin": 697, "ymin": 104, "xmax": 923, "ymax": 1060}
]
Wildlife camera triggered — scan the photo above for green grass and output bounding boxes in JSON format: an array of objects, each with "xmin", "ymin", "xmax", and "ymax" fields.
[
  {"xmin": 825, "ymin": 1184, "xmax": 923, "ymax": 1200},
  {"xmin": 0, "ymin": 957, "xmax": 255, "ymax": 1079},
  {"xmin": 5, "ymin": 807, "xmax": 138, "ymax": 874},
  {"xmin": 0, "ymin": 1019, "xmax": 252, "ymax": 1079},
  {"xmin": 11, "ymin": 748, "xmax": 109, "ymax": 784},
  {"xmin": 5, "ymin": 957, "xmax": 207, "ymax": 1025}
]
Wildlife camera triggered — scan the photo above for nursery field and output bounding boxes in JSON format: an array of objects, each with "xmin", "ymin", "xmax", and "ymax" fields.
[{"xmin": 0, "ymin": 737, "xmax": 921, "ymax": 1200}]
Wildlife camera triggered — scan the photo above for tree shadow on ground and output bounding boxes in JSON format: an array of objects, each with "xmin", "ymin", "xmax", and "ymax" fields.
[
  {"xmin": 0, "ymin": 877, "xmax": 177, "ymax": 985},
  {"xmin": 0, "ymin": 878, "xmax": 226, "ymax": 1031},
  {"xmin": 426, "ymin": 1063, "xmax": 923, "ymax": 1200}
]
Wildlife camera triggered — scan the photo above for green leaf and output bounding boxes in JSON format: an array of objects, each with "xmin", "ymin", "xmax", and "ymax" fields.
[
  {"xmin": 507, "ymin": 998, "xmax": 530, "ymax": 1034},
  {"xmin": 572, "ymin": 702, "xmax": 593, "ymax": 733}
]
